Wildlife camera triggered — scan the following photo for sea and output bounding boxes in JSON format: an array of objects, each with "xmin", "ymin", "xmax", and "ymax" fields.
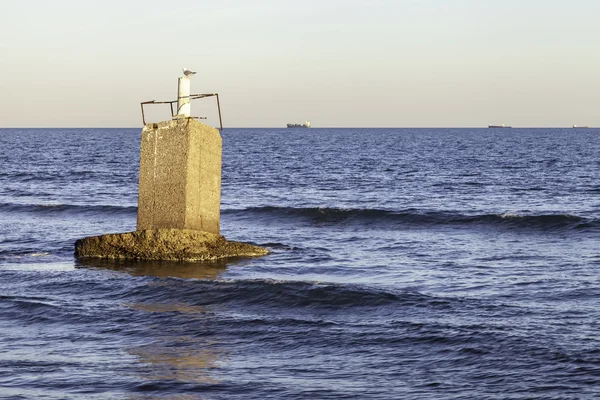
[{"xmin": 1, "ymin": 127, "xmax": 600, "ymax": 399}]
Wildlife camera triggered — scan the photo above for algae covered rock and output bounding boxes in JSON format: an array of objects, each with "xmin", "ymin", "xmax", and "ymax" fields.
[{"xmin": 75, "ymin": 229, "xmax": 268, "ymax": 262}]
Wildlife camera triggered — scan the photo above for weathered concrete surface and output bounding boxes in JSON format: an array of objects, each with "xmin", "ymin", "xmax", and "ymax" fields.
[
  {"xmin": 137, "ymin": 118, "xmax": 222, "ymax": 234},
  {"xmin": 74, "ymin": 229, "xmax": 268, "ymax": 262}
]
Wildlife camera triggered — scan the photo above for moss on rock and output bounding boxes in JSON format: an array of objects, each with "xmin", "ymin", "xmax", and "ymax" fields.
[{"xmin": 74, "ymin": 229, "xmax": 268, "ymax": 262}]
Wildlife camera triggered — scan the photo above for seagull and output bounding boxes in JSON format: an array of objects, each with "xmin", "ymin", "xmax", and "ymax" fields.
[{"xmin": 183, "ymin": 68, "xmax": 197, "ymax": 77}]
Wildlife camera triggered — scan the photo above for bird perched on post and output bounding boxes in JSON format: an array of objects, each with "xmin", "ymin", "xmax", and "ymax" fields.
[{"xmin": 183, "ymin": 68, "xmax": 196, "ymax": 77}]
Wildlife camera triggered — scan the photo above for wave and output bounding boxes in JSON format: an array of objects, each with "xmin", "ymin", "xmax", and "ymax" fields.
[
  {"xmin": 223, "ymin": 206, "xmax": 597, "ymax": 231},
  {"xmin": 0, "ymin": 202, "xmax": 137, "ymax": 216},
  {"xmin": 213, "ymin": 280, "xmax": 425, "ymax": 309},
  {"xmin": 1, "ymin": 200, "xmax": 594, "ymax": 232},
  {"xmin": 112, "ymin": 278, "xmax": 439, "ymax": 310}
]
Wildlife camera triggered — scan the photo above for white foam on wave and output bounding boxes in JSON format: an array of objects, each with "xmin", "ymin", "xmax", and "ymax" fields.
[{"xmin": 500, "ymin": 212, "xmax": 523, "ymax": 219}]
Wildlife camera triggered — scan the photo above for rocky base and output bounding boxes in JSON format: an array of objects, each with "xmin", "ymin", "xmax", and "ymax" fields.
[{"xmin": 74, "ymin": 229, "xmax": 268, "ymax": 262}]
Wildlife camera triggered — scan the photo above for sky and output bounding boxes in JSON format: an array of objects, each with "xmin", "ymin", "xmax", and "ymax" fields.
[{"xmin": 0, "ymin": 0, "xmax": 599, "ymax": 128}]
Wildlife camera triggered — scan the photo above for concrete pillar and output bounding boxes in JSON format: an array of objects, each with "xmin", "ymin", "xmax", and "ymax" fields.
[
  {"xmin": 177, "ymin": 77, "xmax": 191, "ymax": 117},
  {"xmin": 137, "ymin": 118, "xmax": 222, "ymax": 235}
]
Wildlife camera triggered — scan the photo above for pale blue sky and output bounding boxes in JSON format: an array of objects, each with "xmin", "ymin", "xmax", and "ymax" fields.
[{"xmin": 0, "ymin": 0, "xmax": 598, "ymax": 127}]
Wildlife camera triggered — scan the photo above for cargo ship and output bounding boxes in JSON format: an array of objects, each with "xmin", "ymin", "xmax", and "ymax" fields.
[
  {"xmin": 573, "ymin": 125, "xmax": 589, "ymax": 128},
  {"xmin": 287, "ymin": 120, "xmax": 311, "ymax": 128},
  {"xmin": 488, "ymin": 124, "xmax": 512, "ymax": 128}
]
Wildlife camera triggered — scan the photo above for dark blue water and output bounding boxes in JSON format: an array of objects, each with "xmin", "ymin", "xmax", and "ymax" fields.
[{"xmin": 1, "ymin": 127, "xmax": 600, "ymax": 399}]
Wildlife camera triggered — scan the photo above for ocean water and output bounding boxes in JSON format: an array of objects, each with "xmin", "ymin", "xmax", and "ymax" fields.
[{"xmin": 1, "ymin": 127, "xmax": 600, "ymax": 399}]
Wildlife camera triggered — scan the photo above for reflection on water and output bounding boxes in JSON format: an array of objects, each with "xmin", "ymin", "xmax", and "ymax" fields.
[
  {"xmin": 129, "ymin": 302, "xmax": 209, "ymax": 314},
  {"xmin": 128, "ymin": 394, "xmax": 211, "ymax": 400},
  {"xmin": 75, "ymin": 257, "xmax": 238, "ymax": 279},
  {"xmin": 128, "ymin": 395, "xmax": 207, "ymax": 400},
  {"xmin": 76, "ymin": 257, "xmax": 232, "ymax": 387},
  {"xmin": 129, "ymin": 336, "xmax": 223, "ymax": 385}
]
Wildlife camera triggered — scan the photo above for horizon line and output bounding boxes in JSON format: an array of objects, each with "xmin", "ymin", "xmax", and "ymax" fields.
[{"xmin": 0, "ymin": 126, "xmax": 597, "ymax": 129}]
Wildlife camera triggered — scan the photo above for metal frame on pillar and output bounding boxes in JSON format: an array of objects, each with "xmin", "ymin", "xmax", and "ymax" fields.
[
  {"xmin": 140, "ymin": 71, "xmax": 223, "ymax": 130},
  {"xmin": 140, "ymin": 93, "xmax": 223, "ymax": 131}
]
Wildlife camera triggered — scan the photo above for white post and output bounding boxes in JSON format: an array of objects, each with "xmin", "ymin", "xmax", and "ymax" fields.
[{"xmin": 177, "ymin": 77, "xmax": 191, "ymax": 117}]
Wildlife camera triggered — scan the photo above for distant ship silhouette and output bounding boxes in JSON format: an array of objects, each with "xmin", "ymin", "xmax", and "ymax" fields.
[{"xmin": 287, "ymin": 121, "xmax": 311, "ymax": 128}]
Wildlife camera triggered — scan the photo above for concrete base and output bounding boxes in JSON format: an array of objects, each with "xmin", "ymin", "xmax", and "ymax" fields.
[
  {"xmin": 74, "ymin": 229, "xmax": 268, "ymax": 262},
  {"xmin": 137, "ymin": 118, "xmax": 222, "ymax": 235}
]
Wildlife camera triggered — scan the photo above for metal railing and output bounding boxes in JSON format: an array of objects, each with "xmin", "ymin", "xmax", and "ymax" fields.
[{"xmin": 140, "ymin": 93, "xmax": 223, "ymax": 131}]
